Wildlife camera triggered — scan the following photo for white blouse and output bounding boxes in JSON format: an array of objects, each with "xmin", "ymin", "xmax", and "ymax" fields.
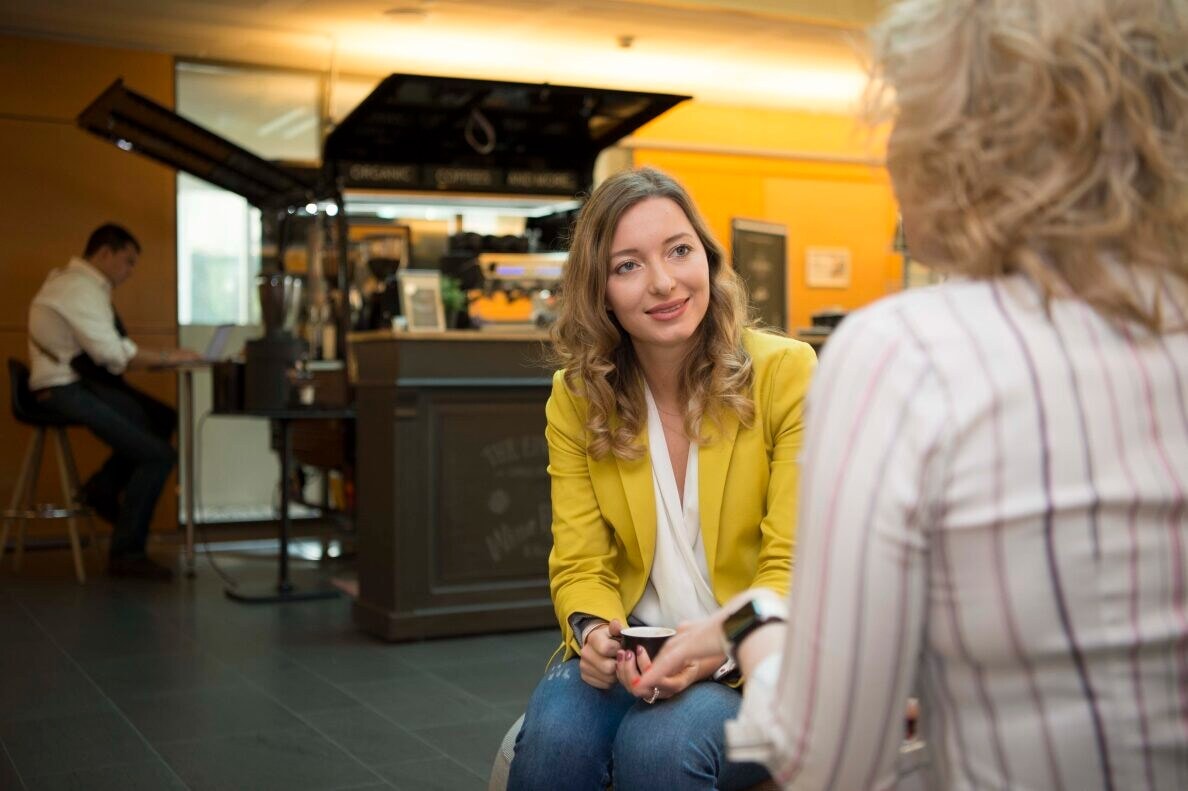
[{"xmin": 631, "ymin": 385, "xmax": 720, "ymax": 629}]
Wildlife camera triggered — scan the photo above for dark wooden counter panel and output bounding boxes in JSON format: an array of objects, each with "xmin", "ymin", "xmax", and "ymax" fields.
[{"xmin": 349, "ymin": 331, "xmax": 558, "ymax": 641}]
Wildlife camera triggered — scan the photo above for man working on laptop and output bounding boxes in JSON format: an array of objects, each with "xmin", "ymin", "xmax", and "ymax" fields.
[{"xmin": 27, "ymin": 223, "xmax": 200, "ymax": 580}]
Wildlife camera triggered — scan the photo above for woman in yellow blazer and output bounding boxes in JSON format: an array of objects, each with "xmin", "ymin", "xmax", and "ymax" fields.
[{"xmin": 508, "ymin": 167, "xmax": 816, "ymax": 791}]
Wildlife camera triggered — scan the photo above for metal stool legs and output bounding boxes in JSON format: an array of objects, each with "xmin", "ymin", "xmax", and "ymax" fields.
[{"xmin": 0, "ymin": 427, "xmax": 95, "ymax": 583}]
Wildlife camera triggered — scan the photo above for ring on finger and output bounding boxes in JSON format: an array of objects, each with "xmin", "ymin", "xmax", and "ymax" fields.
[{"xmin": 644, "ymin": 687, "xmax": 660, "ymax": 704}]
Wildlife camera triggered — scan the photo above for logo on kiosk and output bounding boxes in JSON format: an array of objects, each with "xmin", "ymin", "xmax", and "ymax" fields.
[
  {"xmin": 344, "ymin": 162, "xmax": 418, "ymax": 187},
  {"xmin": 480, "ymin": 435, "xmax": 551, "ymax": 564}
]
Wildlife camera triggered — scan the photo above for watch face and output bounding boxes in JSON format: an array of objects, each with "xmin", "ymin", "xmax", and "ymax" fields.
[
  {"xmin": 724, "ymin": 596, "xmax": 786, "ymax": 645},
  {"xmin": 724, "ymin": 599, "xmax": 760, "ymax": 644}
]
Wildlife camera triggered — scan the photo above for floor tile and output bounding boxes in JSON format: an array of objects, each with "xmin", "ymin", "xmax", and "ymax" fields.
[
  {"xmin": 427, "ymin": 656, "xmax": 544, "ymax": 707},
  {"xmin": 493, "ymin": 702, "xmax": 529, "ymax": 726},
  {"xmin": 341, "ymin": 671, "xmax": 496, "ymax": 730},
  {"xmin": 44, "ymin": 617, "xmax": 192, "ymax": 661},
  {"xmin": 284, "ymin": 643, "xmax": 415, "ymax": 684},
  {"xmin": 499, "ymin": 629, "xmax": 563, "ymax": 660},
  {"xmin": 24, "ymin": 759, "xmax": 186, "ymax": 791},
  {"xmin": 0, "ymin": 603, "xmax": 49, "ymax": 647},
  {"xmin": 116, "ymin": 683, "xmax": 304, "ymax": 746},
  {"xmin": 237, "ymin": 655, "xmax": 360, "ymax": 713},
  {"xmin": 158, "ymin": 724, "xmax": 377, "ymax": 791},
  {"xmin": 385, "ymin": 633, "xmax": 538, "ymax": 669},
  {"xmin": 0, "ymin": 711, "xmax": 155, "ymax": 779},
  {"xmin": 80, "ymin": 649, "xmax": 240, "ymax": 702},
  {"xmin": 375, "ymin": 756, "xmax": 486, "ymax": 791},
  {"xmin": 304, "ymin": 705, "xmax": 440, "ymax": 767},
  {"xmin": 0, "ymin": 644, "xmax": 112, "ymax": 725},
  {"xmin": 0, "ymin": 742, "xmax": 25, "ymax": 790},
  {"xmin": 411, "ymin": 716, "xmax": 518, "ymax": 778},
  {"xmin": 22, "ymin": 594, "xmax": 158, "ymax": 632},
  {"xmin": 0, "ymin": 543, "xmax": 561, "ymax": 791}
]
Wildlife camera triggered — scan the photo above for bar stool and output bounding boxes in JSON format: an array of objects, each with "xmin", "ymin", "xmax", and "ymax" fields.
[{"xmin": 1, "ymin": 358, "xmax": 98, "ymax": 583}]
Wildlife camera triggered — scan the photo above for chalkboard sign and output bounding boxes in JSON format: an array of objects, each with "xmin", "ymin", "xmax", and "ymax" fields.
[
  {"xmin": 731, "ymin": 219, "xmax": 788, "ymax": 331},
  {"xmin": 433, "ymin": 400, "xmax": 553, "ymax": 585},
  {"xmin": 398, "ymin": 270, "xmax": 446, "ymax": 332}
]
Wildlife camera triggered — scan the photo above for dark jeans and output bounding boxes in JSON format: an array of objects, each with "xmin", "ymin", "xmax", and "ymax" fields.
[{"xmin": 38, "ymin": 379, "xmax": 176, "ymax": 560}]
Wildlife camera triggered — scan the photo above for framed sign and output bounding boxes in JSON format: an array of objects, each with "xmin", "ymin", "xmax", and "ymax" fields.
[
  {"xmin": 731, "ymin": 219, "xmax": 788, "ymax": 331},
  {"xmin": 398, "ymin": 269, "xmax": 446, "ymax": 332},
  {"xmin": 805, "ymin": 247, "xmax": 852, "ymax": 289}
]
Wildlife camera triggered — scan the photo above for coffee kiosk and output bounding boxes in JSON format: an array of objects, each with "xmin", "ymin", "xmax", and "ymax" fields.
[{"xmin": 328, "ymin": 74, "xmax": 687, "ymax": 640}]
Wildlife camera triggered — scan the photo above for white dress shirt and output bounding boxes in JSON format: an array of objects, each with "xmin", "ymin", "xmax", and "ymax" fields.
[
  {"xmin": 727, "ymin": 273, "xmax": 1188, "ymax": 791},
  {"xmin": 27, "ymin": 258, "xmax": 138, "ymax": 390}
]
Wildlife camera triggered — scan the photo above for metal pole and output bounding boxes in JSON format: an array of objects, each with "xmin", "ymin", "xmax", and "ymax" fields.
[{"xmin": 277, "ymin": 418, "xmax": 293, "ymax": 594}]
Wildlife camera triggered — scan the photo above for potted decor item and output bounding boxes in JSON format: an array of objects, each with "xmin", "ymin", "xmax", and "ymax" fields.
[{"xmin": 441, "ymin": 274, "xmax": 467, "ymax": 329}]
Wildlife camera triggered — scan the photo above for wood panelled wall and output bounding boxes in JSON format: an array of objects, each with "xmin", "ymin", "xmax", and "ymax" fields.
[{"xmin": 0, "ymin": 35, "xmax": 179, "ymax": 541}]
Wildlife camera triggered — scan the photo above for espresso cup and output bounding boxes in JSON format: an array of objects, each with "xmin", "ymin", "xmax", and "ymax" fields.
[{"xmin": 620, "ymin": 626, "xmax": 676, "ymax": 659}]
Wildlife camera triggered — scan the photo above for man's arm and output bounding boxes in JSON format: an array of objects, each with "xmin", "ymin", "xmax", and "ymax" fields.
[{"xmin": 128, "ymin": 347, "xmax": 202, "ymax": 369}]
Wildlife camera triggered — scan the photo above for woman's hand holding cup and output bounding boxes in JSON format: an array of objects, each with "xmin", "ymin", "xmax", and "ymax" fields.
[
  {"xmin": 616, "ymin": 627, "xmax": 700, "ymax": 702},
  {"xmin": 580, "ymin": 619, "xmax": 624, "ymax": 689}
]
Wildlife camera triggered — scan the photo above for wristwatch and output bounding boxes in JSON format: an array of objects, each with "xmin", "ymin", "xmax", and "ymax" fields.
[{"xmin": 721, "ymin": 595, "xmax": 787, "ymax": 661}]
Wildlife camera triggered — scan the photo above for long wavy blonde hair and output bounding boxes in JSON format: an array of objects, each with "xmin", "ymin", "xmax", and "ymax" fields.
[
  {"xmin": 866, "ymin": 0, "xmax": 1188, "ymax": 331},
  {"xmin": 551, "ymin": 167, "xmax": 754, "ymax": 461}
]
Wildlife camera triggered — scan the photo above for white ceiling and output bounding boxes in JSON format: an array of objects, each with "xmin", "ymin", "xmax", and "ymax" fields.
[{"xmin": 0, "ymin": 0, "xmax": 881, "ymax": 111}]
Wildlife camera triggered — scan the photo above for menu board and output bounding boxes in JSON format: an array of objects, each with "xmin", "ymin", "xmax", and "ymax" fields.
[
  {"xmin": 432, "ymin": 400, "xmax": 553, "ymax": 584},
  {"xmin": 731, "ymin": 219, "xmax": 788, "ymax": 331}
]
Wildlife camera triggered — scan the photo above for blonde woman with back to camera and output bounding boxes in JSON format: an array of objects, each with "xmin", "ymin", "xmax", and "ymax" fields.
[
  {"xmin": 507, "ymin": 167, "xmax": 816, "ymax": 790},
  {"xmin": 638, "ymin": 0, "xmax": 1188, "ymax": 789}
]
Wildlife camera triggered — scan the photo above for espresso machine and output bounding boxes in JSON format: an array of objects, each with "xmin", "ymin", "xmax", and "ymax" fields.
[
  {"xmin": 466, "ymin": 251, "xmax": 567, "ymax": 330},
  {"xmin": 244, "ymin": 273, "xmax": 305, "ymax": 410}
]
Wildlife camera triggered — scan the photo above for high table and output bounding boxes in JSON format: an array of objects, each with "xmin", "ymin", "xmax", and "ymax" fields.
[
  {"xmin": 219, "ymin": 405, "xmax": 355, "ymax": 603},
  {"xmin": 166, "ymin": 358, "xmax": 353, "ymax": 601}
]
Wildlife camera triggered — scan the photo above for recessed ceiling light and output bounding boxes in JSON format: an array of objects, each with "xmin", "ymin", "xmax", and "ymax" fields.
[{"xmin": 383, "ymin": 2, "xmax": 431, "ymax": 18}]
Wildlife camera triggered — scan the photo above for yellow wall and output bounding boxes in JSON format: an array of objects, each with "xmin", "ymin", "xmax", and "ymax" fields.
[
  {"xmin": 631, "ymin": 102, "xmax": 902, "ymax": 331},
  {"xmin": 0, "ymin": 35, "xmax": 178, "ymax": 540}
]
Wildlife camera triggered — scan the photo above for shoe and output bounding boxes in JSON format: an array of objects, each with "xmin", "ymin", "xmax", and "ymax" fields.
[
  {"xmin": 108, "ymin": 555, "xmax": 174, "ymax": 581},
  {"xmin": 77, "ymin": 484, "xmax": 120, "ymax": 525}
]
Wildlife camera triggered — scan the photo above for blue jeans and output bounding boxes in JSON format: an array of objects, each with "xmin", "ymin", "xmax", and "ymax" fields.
[
  {"xmin": 38, "ymin": 380, "xmax": 176, "ymax": 560},
  {"xmin": 508, "ymin": 659, "xmax": 770, "ymax": 791}
]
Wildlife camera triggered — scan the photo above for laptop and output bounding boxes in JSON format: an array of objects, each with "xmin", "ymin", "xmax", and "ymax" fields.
[
  {"xmin": 157, "ymin": 324, "xmax": 234, "ymax": 368},
  {"xmin": 199, "ymin": 324, "xmax": 234, "ymax": 362}
]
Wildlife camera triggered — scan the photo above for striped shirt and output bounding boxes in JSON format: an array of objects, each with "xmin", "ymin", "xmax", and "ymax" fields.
[{"xmin": 727, "ymin": 273, "xmax": 1188, "ymax": 790}]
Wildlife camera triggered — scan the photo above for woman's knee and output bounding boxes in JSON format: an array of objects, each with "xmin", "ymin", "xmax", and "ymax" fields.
[
  {"xmin": 611, "ymin": 685, "xmax": 738, "ymax": 787},
  {"xmin": 518, "ymin": 662, "xmax": 617, "ymax": 752},
  {"xmin": 510, "ymin": 662, "xmax": 631, "ymax": 790},
  {"xmin": 517, "ymin": 695, "xmax": 590, "ymax": 756}
]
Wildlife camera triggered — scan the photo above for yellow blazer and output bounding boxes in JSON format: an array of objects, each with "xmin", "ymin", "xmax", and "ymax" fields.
[{"xmin": 546, "ymin": 329, "xmax": 817, "ymax": 656}]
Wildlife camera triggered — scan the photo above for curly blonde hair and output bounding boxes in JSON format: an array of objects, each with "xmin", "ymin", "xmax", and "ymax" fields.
[
  {"xmin": 551, "ymin": 167, "xmax": 755, "ymax": 461},
  {"xmin": 866, "ymin": 0, "xmax": 1188, "ymax": 331}
]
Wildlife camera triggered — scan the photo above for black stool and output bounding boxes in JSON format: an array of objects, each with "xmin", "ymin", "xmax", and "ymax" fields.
[{"xmin": 1, "ymin": 358, "xmax": 98, "ymax": 583}]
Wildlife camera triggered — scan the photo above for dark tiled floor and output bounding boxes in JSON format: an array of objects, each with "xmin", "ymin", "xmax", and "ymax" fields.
[{"xmin": 0, "ymin": 545, "xmax": 558, "ymax": 790}]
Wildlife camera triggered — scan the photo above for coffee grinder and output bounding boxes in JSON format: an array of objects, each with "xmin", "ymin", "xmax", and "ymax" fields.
[{"xmin": 244, "ymin": 272, "xmax": 305, "ymax": 410}]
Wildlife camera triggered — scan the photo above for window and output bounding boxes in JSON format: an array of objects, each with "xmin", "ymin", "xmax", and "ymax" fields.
[
  {"xmin": 176, "ymin": 174, "xmax": 260, "ymax": 325},
  {"xmin": 175, "ymin": 61, "xmax": 322, "ymax": 325}
]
